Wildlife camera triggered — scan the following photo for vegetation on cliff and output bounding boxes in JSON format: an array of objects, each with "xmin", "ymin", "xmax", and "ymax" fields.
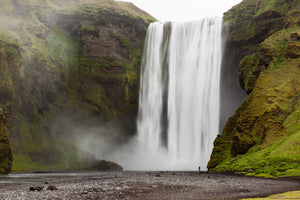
[
  {"xmin": 208, "ymin": 0, "xmax": 300, "ymax": 177},
  {"xmin": 0, "ymin": 0, "xmax": 154, "ymax": 172},
  {"xmin": 0, "ymin": 108, "xmax": 13, "ymax": 174}
]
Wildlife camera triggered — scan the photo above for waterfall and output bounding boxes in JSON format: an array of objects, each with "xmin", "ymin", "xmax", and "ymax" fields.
[{"xmin": 137, "ymin": 18, "xmax": 222, "ymax": 170}]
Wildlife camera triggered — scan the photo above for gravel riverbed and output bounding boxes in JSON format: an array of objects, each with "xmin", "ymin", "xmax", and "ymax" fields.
[{"xmin": 0, "ymin": 171, "xmax": 299, "ymax": 200}]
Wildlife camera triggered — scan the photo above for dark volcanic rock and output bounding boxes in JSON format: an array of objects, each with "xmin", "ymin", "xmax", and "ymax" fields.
[
  {"xmin": 29, "ymin": 186, "xmax": 43, "ymax": 192},
  {"xmin": 91, "ymin": 159, "xmax": 123, "ymax": 171},
  {"xmin": 47, "ymin": 185, "xmax": 58, "ymax": 191}
]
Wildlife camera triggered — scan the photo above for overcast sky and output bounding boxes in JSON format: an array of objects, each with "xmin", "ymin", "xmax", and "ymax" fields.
[{"xmin": 118, "ymin": 0, "xmax": 243, "ymax": 21}]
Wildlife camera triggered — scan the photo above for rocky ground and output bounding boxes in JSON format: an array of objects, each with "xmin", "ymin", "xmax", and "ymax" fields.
[{"xmin": 0, "ymin": 172, "xmax": 299, "ymax": 200}]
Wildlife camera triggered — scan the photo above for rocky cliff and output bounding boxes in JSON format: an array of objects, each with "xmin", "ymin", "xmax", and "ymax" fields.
[
  {"xmin": 0, "ymin": 109, "xmax": 13, "ymax": 174},
  {"xmin": 0, "ymin": 0, "xmax": 154, "ymax": 172},
  {"xmin": 208, "ymin": 0, "xmax": 300, "ymax": 177}
]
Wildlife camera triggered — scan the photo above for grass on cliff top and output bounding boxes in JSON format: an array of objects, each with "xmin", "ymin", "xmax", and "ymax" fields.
[
  {"xmin": 242, "ymin": 191, "xmax": 300, "ymax": 200},
  {"xmin": 73, "ymin": 0, "xmax": 155, "ymax": 23},
  {"xmin": 223, "ymin": 0, "xmax": 298, "ymax": 42},
  {"xmin": 0, "ymin": 0, "xmax": 155, "ymax": 22},
  {"xmin": 224, "ymin": 0, "xmax": 294, "ymax": 22},
  {"xmin": 253, "ymin": 0, "xmax": 290, "ymax": 17},
  {"xmin": 114, "ymin": 1, "xmax": 155, "ymax": 23}
]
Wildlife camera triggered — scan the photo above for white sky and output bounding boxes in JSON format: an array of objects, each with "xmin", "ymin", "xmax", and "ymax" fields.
[{"xmin": 118, "ymin": 0, "xmax": 243, "ymax": 21}]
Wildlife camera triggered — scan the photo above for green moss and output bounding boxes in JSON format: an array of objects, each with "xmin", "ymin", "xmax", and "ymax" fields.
[
  {"xmin": 253, "ymin": 0, "xmax": 289, "ymax": 17},
  {"xmin": 79, "ymin": 25, "xmax": 98, "ymax": 32},
  {"xmin": 114, "ymin": 1, "xmax": 155, "ymax": 23},
  {"xmin": 46, "ymin": 26, "xmax": 80, "ymax": 73},
  {"xmin": 118, "ymin": 36, "xmax": 131, "ymax": 49},
  {"xmin": 12, "ymin": 154, "xmax": 44, "ymax": 172},
  {"xmin": 223, "ymin": 0, "xmax": 298, "ymax": 44},
  {"xmin": 91, "ymin": 159, "xmax": 123, "ymax": 171},
  {"xmin": 216, "ymin": 136, "xmax": 300, "ymax": 176},
  {"xmin": 209, "ymin": 95, "xmax": 254, "ymax": 169},
  {"xmin": 239, "ymin": 53, "xmax": 260, "ymax": 93},
  {"xmin": 242, "ymin": 191, "xmax": 300, "ymax": 200},
  {"xmin": 12, "ymin": 138, "xmax": 97, "ymax": 172},
  {"xmin": 0, "ymin": 109, "xmax": 12, "ymax": 174},
  {"xmin": 209, "ymin": 24, "xmax": 300, "ymax": 177}
]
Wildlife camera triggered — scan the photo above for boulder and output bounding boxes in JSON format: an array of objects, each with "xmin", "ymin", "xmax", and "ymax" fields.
[
  {"xmin": 286, "ymin": 33, "xmax": 300, "ymax": 58},
  {"xmin": 47, "ymin": 185, "xmax": 58, "ymax": 191},
  {"xmin": 91, "ymin": 159, "xmax": 123, "ymax": 171},
  {"xmin": 29, "ymin": 187, "xmax": 43, "ymax": 192}
]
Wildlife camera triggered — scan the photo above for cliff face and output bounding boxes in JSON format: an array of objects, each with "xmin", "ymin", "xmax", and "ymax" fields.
[
  {"xmin": 0, "ymin": 109, "xmax": 13, "ymax": 174},
  {"xmin": 0, "ymin": 0, "xmax": 154, "ymax": 172},
  {"xmin": 209, "ymin": 0, "xmax": 300, "ymax": 177},
  {"xmin": 219, "ymin": 0, "xmax": 298, "ymax": 128}
]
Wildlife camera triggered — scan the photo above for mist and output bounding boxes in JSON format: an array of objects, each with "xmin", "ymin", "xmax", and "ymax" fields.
[
  {"xmin": 50, "ymin": 115, "xmax": 197, "ymax": 171},
  {"xmin": 219, "ymin": 22, "xmax": 248, "ymax": 130}
]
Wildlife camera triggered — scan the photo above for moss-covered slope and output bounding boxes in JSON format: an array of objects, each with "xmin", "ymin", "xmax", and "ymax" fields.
[
  {"xmin": 0, "ymin": 108, "xmax": 13, "ymax": 174},
  {"xmin": 0, "ymin": 0, "xmax": 154, "ymax": 172},
  {"xmin": 208, "ymin": 0, "xmax": 300, "ymax": 177}
]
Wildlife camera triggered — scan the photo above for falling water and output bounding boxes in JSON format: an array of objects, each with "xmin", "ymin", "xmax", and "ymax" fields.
[{"xmin": 137, "ymin": 18, "xmax": 222, "ymax": 170}]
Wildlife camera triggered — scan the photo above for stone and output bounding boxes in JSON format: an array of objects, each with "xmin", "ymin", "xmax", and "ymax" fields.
[
  {"xmin": 91, "ymin": 159, "xmax": 123, "ymax": 171},
  {"xmin": 29, "ymin": 186, "xmax": 43, "ymax": 191},
  {"xmin": 258, "ymin": 43, "xmax": 273, "ymax": 65},
  {"xmin": 47, "ymin": 185, "xmax": 58, "ymax": 191},
  {"xmin": 290, "ymin": 33, "xmax": 299, "ymax": 42},
  {"xmin": 286, "ymin": 39, "xmax": 300, "ymax": 59}
]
